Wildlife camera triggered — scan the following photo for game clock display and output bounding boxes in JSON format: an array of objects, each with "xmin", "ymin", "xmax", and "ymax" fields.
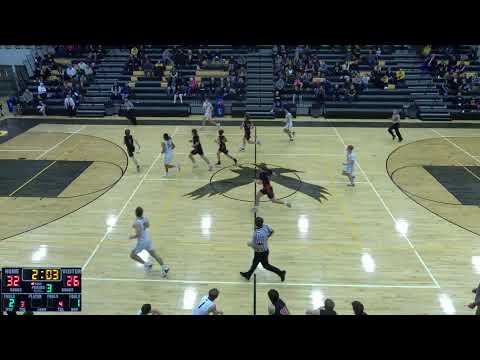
[{"xmin": 1, "ymin": 267, "xmax": 82, "ymax": 312}]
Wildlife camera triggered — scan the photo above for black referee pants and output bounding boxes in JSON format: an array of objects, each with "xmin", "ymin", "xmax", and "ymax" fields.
[
  {"xmin": 388, "ymin": 123, "xmax": 403, "ymax": 141},
  {"xmin": 245, "ymin": 250, "xmax": 283, "ymax": 279}
]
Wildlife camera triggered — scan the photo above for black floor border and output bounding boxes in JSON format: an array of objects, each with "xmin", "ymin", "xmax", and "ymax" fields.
[{"xmin": 5, "ymin": 117, "xmax": 480, "ymax": 129}]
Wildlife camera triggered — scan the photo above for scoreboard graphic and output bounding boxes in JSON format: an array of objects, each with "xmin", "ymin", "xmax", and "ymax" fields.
[{"xmin": 1, "ymin": 267, "xmax": 82, "ymax": 312}]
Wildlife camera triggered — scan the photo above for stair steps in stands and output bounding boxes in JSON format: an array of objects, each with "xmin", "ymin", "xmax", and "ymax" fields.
[{"xmin": 245, "ymin": 47, "xmax": 274, "ymax": 118}]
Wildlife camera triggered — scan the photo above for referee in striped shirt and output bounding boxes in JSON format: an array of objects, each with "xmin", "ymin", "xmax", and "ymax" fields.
[{"xmin": 240, "ymin": 217, "xmax": 286, "ymax": 282}]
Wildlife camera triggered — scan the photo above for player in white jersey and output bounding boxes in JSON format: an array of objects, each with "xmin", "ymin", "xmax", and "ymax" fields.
[
  {"xmin": 161, "ymin": 133, "xmax": 180, "ymax": 177},
  {"xmin": 129, "ymin": 206, "xmax": 170, "ymax": 276},
  {"xmin": 192, "ymin": 288, "xmax": 223, "ymax": 315},
  {"xmin": 201, "ymin": 97, "xmax": 220, "ymax": 129},
  {"xmin": 342, "ymin": 144, "xmax": 356, "ymax": 187},
  {"xmin": 283, "ymin": 109, "xmax": 295, "ymax": 141}
]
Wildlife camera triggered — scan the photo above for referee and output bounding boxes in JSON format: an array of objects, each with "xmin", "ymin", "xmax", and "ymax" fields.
[{"xmin": 240, "ymin": 217, "xmax": 286, "ymax": 282}]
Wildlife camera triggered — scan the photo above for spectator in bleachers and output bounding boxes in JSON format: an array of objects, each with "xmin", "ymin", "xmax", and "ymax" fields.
[
  {"xmin": 395, "ymin": 68, "xmax": 406, "ymax": 83},
  {"xmin": 187, "ymin": 77, "xmax": 198, "ymax": 96},
  {"xmin": 347, "ymin": 84, "xmax": 357, "ymax": 102},
  {"xmin": 143, "ymin": 57, "xmax": 154, "ymax": 78},
  {"xmin": 64, "ymin": 94, "xmax": 76, "ymax": 117},
  {"xmin": 267, "ymin": 289, "xmax": 290, "ymax": 315},
  {"xmin": 275, "ymin": 76, "xmax": 285, "ymax": 93},
  {"xmin": 120, "ymin": 85, "xmax": 129, "ymax": 102},
  {"xmin": 154, "ymin": 59, "xmax": 165, "ymax": 78},
  {"xmin": 173, "ymin": 80, "xmax": 184, "ymax": 104},
  {"xmin": 130, "ymin": 46, "xmax": 139, "ymax": 58},
  {"xmin": 37, "ymin": 101, "xmax": 46, "ymax": 117},
  {"xmin": 306, "ymin": 298, "xmax": 337, "ymax": 315},
  {"xmin": 162, "ymin": 48, "xmax": 172, "ymax": 65},
  {"xmin": 37, "ymin": 82, "xmax": 47, "ymax": 100},
  {"xmin": 124, "ymin": 98, "xmax": 137, "ymax": 126},
  {"xmin": 65, "ymin": 64, "xmax": 77, "ymax": 80},
  {"xmin": 292, "ymin": 77, "xmax": 303, "ymax": 103},
  {"xmin": 110, "ymin": 81, "xmax": 122, "ymax": 101}
]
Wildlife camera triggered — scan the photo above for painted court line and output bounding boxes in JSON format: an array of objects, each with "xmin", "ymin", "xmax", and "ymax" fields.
[
  {"xmin": 81, "ymin": 127, "xmax": 179, "ymax": 272},
  {"xmin": 332, "ymin": 127, "xmax": 441, "ymax": 289},
  {"xmin": 431, "ymin": 129, "xmax": 480, "ymax": 165},
  {"xmin": 454, "ymin": 160, "xmax": 480, "ymax": 182},
  {"xmin": 8, "ymin": 161, "xmax": 57, "ymax": 197},
  {"xmin": 144, "ymin": 177, "xmax": 368, "ymax": 184},
  {"xmin": 175, "ymin": 152, "xmax": 377, "ymax": 157},
  {"xmin": 83, "ymin": 276, "xmax": 438, "ymax": 289},
  {"xmin": 0, "ymin": 149, "xmax": 45, "ymax": 152},
  {"xmin": 35, "ymin": 125, "xmax": 87, "ymax": 160}
]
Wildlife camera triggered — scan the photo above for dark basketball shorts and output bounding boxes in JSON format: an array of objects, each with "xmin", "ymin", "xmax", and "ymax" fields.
[
  {"xmin": 219, "ymin": 146, "xmax": 228, "ymax": 154},
  {"xmin": 244, "ymin": 131, "xmax": 251, "ymax": 141},
  {"xmin": 260, "ymin": 187, "xmax": 275, "ymax": 199},
  {"xmin": 127, "ymin": 146, "xmax": 135, "ymax": 157},
  {"xmin": 190, "ymin": 147, "xmax": 204, "ymax": 156}
]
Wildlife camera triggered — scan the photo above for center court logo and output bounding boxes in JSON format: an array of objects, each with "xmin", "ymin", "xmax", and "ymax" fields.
[{"xmin": 184, "ymin": 163, "xmax": 331, "ymax": 203}]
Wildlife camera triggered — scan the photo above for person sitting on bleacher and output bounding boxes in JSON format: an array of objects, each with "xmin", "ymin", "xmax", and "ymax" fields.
[
  {"xmin": 64, "ymin": 94, "xmax": 76, "ymax": 117},
  {"xmin": 110, "ymin": 81, "xmax": 122, "ymax": 101},
  {"xmin": 395, "ymin": 68, "xmax": 406, "ymax": 83},
  {"xmin": 143, "ymin": 57, "xmax": 154, "ymax": 78},
  {"xmin": 65, "ymin": 65, "xmax": 77, "ymax": 81},
  {"xmin": 154, "ymin": 60, "xmax": 165, "ymax": 78},
  {"xmin": 188, "ymin": 77, "xmax": 198, "ymax": 96},
  {"xmin": 37, "ymin": 82, "xmax": 47, "ymax": 100},
  {"xmin": 347, "ymin": 84, "xmax": 357, "ymax": 103},
  {"xmin": 120, "ymin": 85, "xmax": 129, "ymax": 102},
  {"xmin": 131, "ymin": 46, "xmax": 139, "ymax": 58}
]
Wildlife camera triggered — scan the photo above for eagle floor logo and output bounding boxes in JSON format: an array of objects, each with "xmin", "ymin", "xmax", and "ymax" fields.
[{"xmin": 184, "ymin": 163, "xmax": 330, "ymax": 203}]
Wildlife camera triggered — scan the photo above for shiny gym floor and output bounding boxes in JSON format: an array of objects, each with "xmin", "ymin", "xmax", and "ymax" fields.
[{"xmin": 1, "ymin": 118, "xmax": 479, "ymax": 315}]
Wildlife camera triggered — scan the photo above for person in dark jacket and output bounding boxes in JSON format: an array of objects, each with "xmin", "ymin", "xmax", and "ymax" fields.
[
  {"xmin": 352, "ymin": 301, "xmax": 367, "ymax": 315},
  {"xmin": 306, "ymin": 298, "xmax": 337, "ymax": 315},
  {"xmin": 267, "ymin": 289, "xmax": 290, "ymax": 315}
]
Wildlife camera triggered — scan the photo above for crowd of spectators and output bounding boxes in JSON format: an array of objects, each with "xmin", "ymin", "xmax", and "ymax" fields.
[
  {"xmin": 9, "ymin": 45, "xmax": 104, "ymax": 117},
  {"xmin": 126, "ymin": 46, "xmax": 246, "ymax": 104},
  {"xmin": 423, "ymin": 45, "xmax": 480, "ymax": 112},
  {"xmin": 272, "ymin": 46, "xmax": 407, "ymax": 110}
]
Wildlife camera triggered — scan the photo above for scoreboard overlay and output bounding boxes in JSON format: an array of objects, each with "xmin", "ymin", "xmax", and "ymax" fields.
[{"xmin": 1, "ymin": 267, "xmax": 82, "ymax": 312}]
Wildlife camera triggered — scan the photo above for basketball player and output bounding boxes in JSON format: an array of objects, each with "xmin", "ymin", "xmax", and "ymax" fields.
[
  {"xmin": 201, "ymin": 97, "xmax": 220, "ymax": 128},
  {"xmin": 124, "ymin": 129, "xmax": 141, "ymax": 172},
  {"xmin": 283, "ymin": 109, "xmax": 295, "ymax": 141},
  {"xmin": 252, "ymin": 163, "xmax": 291, "ymax": 213},
  {"xmin": 162, "ymin": 133, "xmax": 180, "ymax": 177},
  {"xmin": 129, "ymin": 206, "xmax": 170, "ymax": 277},
  {"xmin": 189, "ymin": 129, "xmax": 213, "ymax": 171},
  {"xmin": 192, "ymin": 288, "xmax": 224, "ymax": 315},
  {"xmin": 387, "ymin": 109, "xmax": 403, "ymax": 142},
  {"xmin": 215, "ymin": 129, "xmax": 237, "ymax": 166},
  {"xmin": 239, "ymin": 114, "xmax": 261, "ymax": 151},
  {"xmin": 342, "ymin": 144, "xmax": 356, "ymax": 186}
]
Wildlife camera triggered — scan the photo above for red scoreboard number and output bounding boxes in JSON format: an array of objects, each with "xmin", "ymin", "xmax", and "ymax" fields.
[
  {"xmin": 66, "ymin": 275, "xmax": 80, "ymax": 287},
  {"xmin": 6, "ymin": 275, "xmax": 21, "ymax": 287}
]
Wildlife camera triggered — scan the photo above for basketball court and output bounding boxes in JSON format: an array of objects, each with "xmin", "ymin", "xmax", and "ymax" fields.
[{"xmin": 1, "ymin": 117, "xmax": 479, "ymax": 315}]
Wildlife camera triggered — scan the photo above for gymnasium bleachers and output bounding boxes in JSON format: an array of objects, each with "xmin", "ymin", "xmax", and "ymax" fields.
[{"xmin": 9, "ymin": 45, "xmax": 480, "ymax": 121}]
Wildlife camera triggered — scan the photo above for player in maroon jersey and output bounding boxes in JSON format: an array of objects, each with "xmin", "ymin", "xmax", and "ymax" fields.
[{"xmin": 252, "ymin": 163, "xmax": 291, "ymax": 213}]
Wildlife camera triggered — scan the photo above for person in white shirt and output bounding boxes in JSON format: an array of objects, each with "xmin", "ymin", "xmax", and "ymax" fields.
[
  {"xmin": 37, "ymin": 101, "xmax": 46, "ymax": 117},
  {"xmin": 37, "ymin": 82, "xmax": 47, "ymax": 100},
  {"xmin": 64, "ymin": 95, "xmax": 76, "ymax": 117},
  {"xmin": 65, "ymin": 65, "xmax": 77, "ymax": 79},
  {"xmin": 283, "ymin": 109, "xmax": 295, "ymax": 141},
  {"xmin": 129, "ymin": 206, "xmax": 170, "ymax": 276},
  {"xmin": 192, "ymin": 288, "xmax": 223, "ymax": 315},
  {"xmin": 342, "ymin": 144, "xmax": 356, "ymax": 187},
  {"xmin": 161, "ymin": 133, "xmax": 180, "ymax": 177},
  {"xmin": 201, "ymin": 97, "xmax": 220, "ymax": 128}
]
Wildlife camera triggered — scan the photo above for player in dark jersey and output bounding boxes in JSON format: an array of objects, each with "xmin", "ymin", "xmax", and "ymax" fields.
[
  {"xmin": 215, "ymin": 129, "xmax": 237, "ymax": 166},
  {"xmin": 239, "ymin": 114, "xmax": 261, "ymax": 151},
  {"xmin": 188, "ymin": 129, "xmax": 213, "ymax": 171},
  {"xmin": 252, "ymin": 163, "xmax": 291, "ymax": 213},
  {"xmin": 124, "ymin": 129, "xmax": 141, "ymax": 172}
]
